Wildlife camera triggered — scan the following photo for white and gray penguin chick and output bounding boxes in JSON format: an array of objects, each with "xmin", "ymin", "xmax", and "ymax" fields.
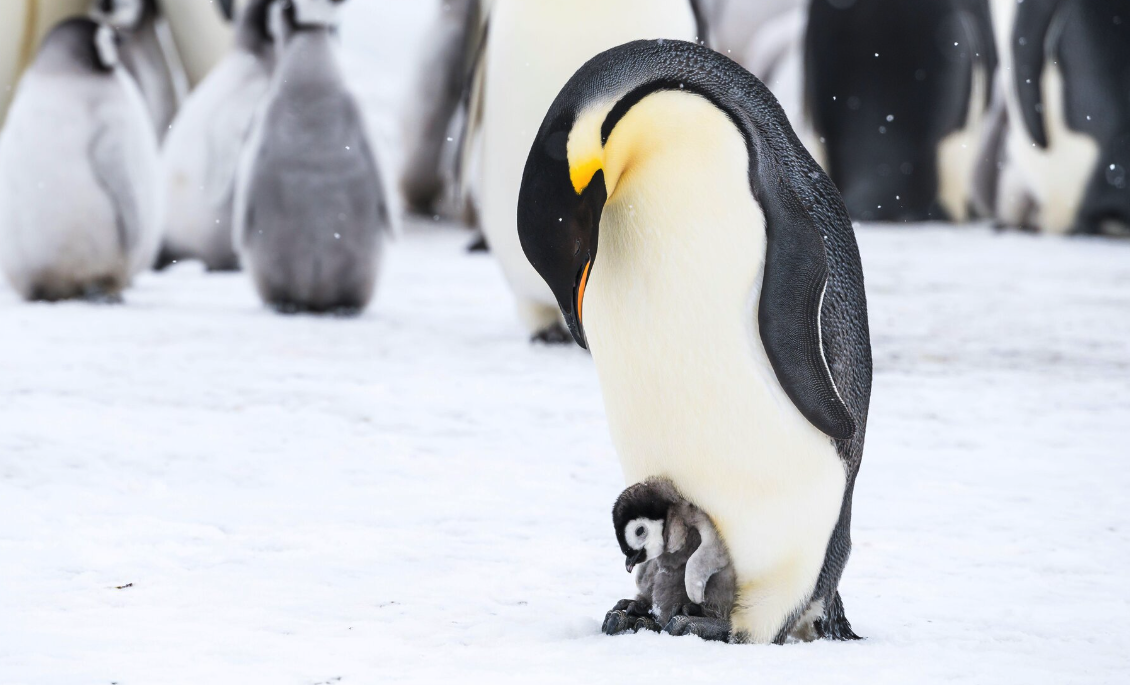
[
  {"xmin": 0, "ymin": 18, "xmax": 162, "ymax": 301},
  {"xmin": 89, "ymin": 0, "xmax": 187, "ymax": 141},
  {"xmin": 606, "ymin": 478, "xmax": 736, "ymax": 642},
  {"xmin": 234, "ymin": 0, "xmax": 389, "ymax": 314}
]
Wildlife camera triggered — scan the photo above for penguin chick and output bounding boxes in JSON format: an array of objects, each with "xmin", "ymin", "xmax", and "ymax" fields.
[
  {"xmin": 159, "ymin": 0, "xmax": 276, "ymax": 271},
  {"xmin": 234, "ymin": 0, "xmax": 389, "ymax": 314},
  {"xmin": 604, "ymin": 478, "xmax": 736, "ymax": 642},
  {"xmin": 89, "ymin": 0, "xmax": 187, "ymax": 141},
  {"xmin": 0, "ymin": 18, "xmax": 162, "ymax": 301}
]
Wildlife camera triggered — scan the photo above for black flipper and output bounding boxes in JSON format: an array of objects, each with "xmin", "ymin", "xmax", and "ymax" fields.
[
  {"xmin": 755, "ymin": 160, "xmax": 856, "ymax": 441},
  {"xmin": 1012, "ymin": 0, "xmax": 1059, "ymax": 149}
]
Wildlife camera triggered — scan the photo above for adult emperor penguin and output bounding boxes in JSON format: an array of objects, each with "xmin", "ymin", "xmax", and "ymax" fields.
[
  {"xmin": 468, "ymin": 0, "xmax": 707, "ymax": 342},
  {"xmin": 518, "ymin": 40, "xmax": 872, "ymax": 643},
  {"xmin": 999, "ymin": 0, "xmax": 1130, "ymax": 235},
  {"xmin": 234, "ymin": 0, "xmax": 389, "ymax": 314},
  {"xmin": 0, "ymin": 18, "xmax": 161, "ymax": 301},
  {"xmin": 806, "ymin": 0, "xmax": 997, "ymax": 222},
  {"xmin": 159, "ymin": 0, "xmax": 275, "ymax": 271},
  {"xmin": 399, "ymin": 0, "xmax": 484, "ymax": 219},
  {"xmin": 90, "ymin": 0, "xmax": 188, "ymax": 141}
]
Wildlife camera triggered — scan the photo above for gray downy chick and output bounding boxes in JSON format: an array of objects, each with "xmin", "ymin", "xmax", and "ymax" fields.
[
  {"xmin": 605, "ymin": 478, "xmax": 736, "ymax": 642},
  {"xmin": 234, "ymin": 0, "xmax": 390, "ymax": 314}
]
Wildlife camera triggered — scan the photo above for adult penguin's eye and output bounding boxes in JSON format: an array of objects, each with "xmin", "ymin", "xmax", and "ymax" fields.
[{"xmin": 635, "ymin": 526, "xmax": 646, "ymax": 538}]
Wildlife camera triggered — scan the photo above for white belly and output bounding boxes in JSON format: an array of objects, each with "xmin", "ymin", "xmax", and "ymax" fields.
[
  {"xmin": 477, "ymin": 0, "xmax": 698, "ymax": 309},
  {"xmin": 162, "ymin": 51, "xmax": 270, "ymax": 260},
  {"xmin": 989, "ymin": 0, "xmax": 1099, "ymax": 233},
  {"xmin": 0, "ymin": 72, "xmax": 157, "ymax": 296},
  {"xmin": 584, "ymin": 91, "xmax": 846, "ymax": 643}
]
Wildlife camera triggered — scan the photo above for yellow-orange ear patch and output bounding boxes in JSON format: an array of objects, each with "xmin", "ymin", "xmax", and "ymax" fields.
[{"xmin": 570, "ymin": 157, "xmax": 603, "ymax": 195}]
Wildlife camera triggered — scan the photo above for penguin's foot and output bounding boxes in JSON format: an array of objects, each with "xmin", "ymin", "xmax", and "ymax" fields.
[
  {"xmin": 663, "ymin": 615, "xmax": 732, "ymax": 643},
  {"xmin": 466, "ymin": 233, "xmax": 489, "ymax": 253},
  {"xmin": 530, "ymin": 323, "xmax": 572, "ymax": 345},
  {"xmin": 602, "ymin": 599, "xmax": 654, "ymax": 635}
]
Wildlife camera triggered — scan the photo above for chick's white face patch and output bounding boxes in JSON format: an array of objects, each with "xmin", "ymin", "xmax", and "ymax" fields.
[
  {"xmin": 625, "ymin": 518, "xmax": 666, "ymax": 562},
  {"xmin": 94, "ymin": 25, "xmax": 120, "ymax": 68}
]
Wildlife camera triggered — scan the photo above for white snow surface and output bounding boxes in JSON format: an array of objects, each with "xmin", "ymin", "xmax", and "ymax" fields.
[{"xmin": 3, "ymin": 2, "xmax": 1130, "ymax": 684}]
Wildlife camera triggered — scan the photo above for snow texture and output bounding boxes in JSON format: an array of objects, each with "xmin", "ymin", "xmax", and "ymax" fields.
[{"xmin": 2, "ymin": 2, "xmax": 1129, "ymax": 684}]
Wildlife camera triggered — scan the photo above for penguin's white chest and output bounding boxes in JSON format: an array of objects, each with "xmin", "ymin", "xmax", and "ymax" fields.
[
  {"xmin": 583, "ymin": 93, "xmax": 846, "ymax": 641},
  {"xmin": 477, "ymin": 0, "xmax": 698, "ymax": 306}
]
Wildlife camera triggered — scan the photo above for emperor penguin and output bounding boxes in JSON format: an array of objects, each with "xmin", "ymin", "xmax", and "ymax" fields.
[
  {"xmin": 159, "ymin": 0, "xmax": 275, "ymax": 271},
  {"xmin": 399, "ymin": 0, "xmax": 484, "ymax": 219},
  {"xmin": 234, "ymin": 0, "xmax": 389, "ymax": 314},
  {"xmin": 466, "ymin": 0, "xmax": 707, "ymax": 342},
  {"xmin": 89, "ymin": 0, "xmax": 188, "ymax": 141},
  {"xmin": 988, "ymin": 0, "xmax": 1130, "ymax": 235},
  {"xmin": 0, "ymin": 18, "xmax": 161, "ymax": 301},
  {"xmin": 805, "ymin": 0, "xmax": 997, "ymax": 223},
  {"xmin": 518, "ymin": 40, "xmax": 872, "ymax": 643}
]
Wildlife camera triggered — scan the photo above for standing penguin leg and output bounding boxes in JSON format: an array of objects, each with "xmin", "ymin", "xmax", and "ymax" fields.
[{"xmin": 518, "ymin": 299, "xmax": 571, "ymax": 344}]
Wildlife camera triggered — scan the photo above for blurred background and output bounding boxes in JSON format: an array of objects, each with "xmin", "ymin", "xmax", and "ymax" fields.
[{"xmin": 1, "ymin": 1, "xmax": 1127, "ymax": 683}]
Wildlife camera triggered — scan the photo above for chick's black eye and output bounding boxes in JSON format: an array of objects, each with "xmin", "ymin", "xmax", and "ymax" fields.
[{"xmin": 635, "ymin": 526, "xmax": 646, "ymax": 538}]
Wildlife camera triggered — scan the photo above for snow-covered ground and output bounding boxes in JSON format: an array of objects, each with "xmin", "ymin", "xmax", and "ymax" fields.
[{"xmin": 2, "ymin": 2, "xmax": 1130, "ymax": 684}]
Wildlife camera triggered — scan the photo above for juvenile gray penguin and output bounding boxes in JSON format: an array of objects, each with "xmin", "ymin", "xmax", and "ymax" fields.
[
  {"xmin": 0, "ymin": 18, "xmax": 161, "ymax": 301},
  {"xmin": 89, "ymin": 0, "xmax": 187, "ymax": 141},
  {"xmin": 604, "ymin": 478, "xmax": 736, "ymax": 642},
  {"xmin": 234, "ymin": 0, "xmax": 389, "ymax": 314}
]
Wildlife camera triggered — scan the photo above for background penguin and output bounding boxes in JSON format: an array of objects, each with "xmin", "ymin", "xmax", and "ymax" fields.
[
  {"xmin": 992, "ymin": 0, "xmax": 1130, "ymax": 236},
  {"xmin": 603, "ymin": 478, "xmax": 736, "ymax": 642},
  {"xmin": 465, "ymin": 0, "xmax": 705, "ymax": 343},
  {"xmin": 399, "ymin": 0, "xmax": 485, "ymax": 220},
  {"xmin": 234, "ymin": 0, "xmax": 389, "ymax": 315},
  {"xmin": 518, "ymin": 40, "xmax": 872, "ymax": 643},
  {"xmin": 89, "ymin": 0, "xmax": 188, "ymax": 142},
  {"xmin": 0, "ymin": 17, "xmax": 161, "ymax": 301},
  {"xmin": 159, "ymin": 0, "xmax": 275, "ymax": 271},
  {"xmin": 805, "ymin": 0, "xmax": 997, "ymax": 222}
]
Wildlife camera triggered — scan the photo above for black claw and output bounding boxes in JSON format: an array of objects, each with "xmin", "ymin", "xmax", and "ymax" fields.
[
  {"xmin": 633, "ymin": 617, "xmax": 661, "ymax": 633},
  {"xmin": 663, "ymin": 615, "xmax": 732, "ymax": 642},
  {"xmin": 602, "ymin": 610, "xmax": 633, "ymax": 636}
]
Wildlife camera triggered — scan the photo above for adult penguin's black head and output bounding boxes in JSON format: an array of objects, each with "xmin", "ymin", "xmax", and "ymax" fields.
[{"xmin": 517, "ymin": 115, "xmax": 607, "ymax": 348}]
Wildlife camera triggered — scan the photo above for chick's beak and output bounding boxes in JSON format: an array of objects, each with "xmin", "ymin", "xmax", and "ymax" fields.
[{"xmin": 625, "ymin": 550, "xmax": 645, "ymax": 573}]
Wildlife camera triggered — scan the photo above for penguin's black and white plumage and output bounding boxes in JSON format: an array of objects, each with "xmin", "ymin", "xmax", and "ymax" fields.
[
  {"xmin": 603, "ymin": 478, "xmax": 736, "ymax": 642},
  {"xmin": 805, "ymin": 0, "xmax": 997, "ymax": 222},
  {"xmin": 159, "ymin": 0, "xmax": 275, "ymax": 271},
  {"xmin": 234, "ymin": 0, "xmax": 389, "ymax": 314},
  {"xmin": 399, "ymin": 0, "xmax": 484, "ymax": 219},
  {"xmin": 89, "ymin": 0, "xmax": 188, "ymax": 141},
  {"xmin": 989, "ymin": 0, "xmax": 1130, "ymax": 235},
  {"xmin": 518, "ymin": 40, "xmax": 872, "ymax": 643},
  {"xmin": 0, "ymin": 18, "xmax": 161, "ymax": 301},
  {"xmin": 465, "ymin": 0, "xmax": 706, "ymax": 342}
]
